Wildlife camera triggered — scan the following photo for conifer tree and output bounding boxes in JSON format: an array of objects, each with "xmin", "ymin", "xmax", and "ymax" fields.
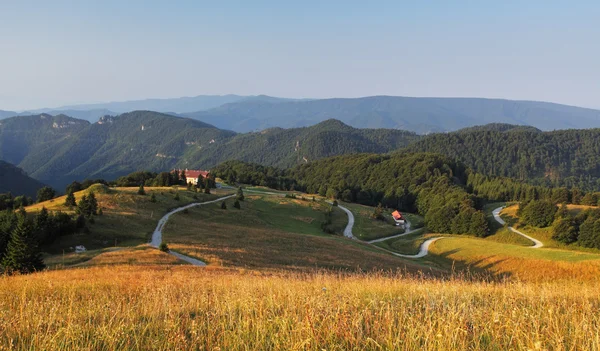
[
  {"xmin": 138, "ymin": 184, "xmax": 146, "ymax": 195},
  {"xmin": 234, "ymin": 199, "xmax": 241, "ymax": 209},
  {"xmin": 237, "ymin": 187, "xmax": 245, "ymax": 201},
  {"xmin": 221, "ymin": 201, "xmax": 227, "ymax": 210},
  {"xmin": 1, "ymin": 214, "xmax": 45, "ymax": 274},
  {"xmin": 64, "ymin": 190, "xmax": 76, "ymax": 208}
]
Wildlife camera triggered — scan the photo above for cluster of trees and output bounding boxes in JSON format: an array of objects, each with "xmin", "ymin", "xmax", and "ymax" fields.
[
  {"xmin": 0, "ymin": 207, "xmax": 82, "ymax": 274},
  {"xmin": 552, "ymin": 206, "xmax": 600, "ymax": 249},
  {"xmin": 215, "ymin": 153, "xmax": 490, "ymax": 237},
  {"xmin": 514, "ymin": 199, "xmax": 600, "ymax": 249},
  {"xmin": 212, "ymin": 161, "xmax": 297, "ymax": 189},
  {"xmin": 0, "ymin": 193, "xmax": 34, "ymax": 211},
  {"xmin": 518, "ymin": 200, "xmax": 558, "ymax": 228}
]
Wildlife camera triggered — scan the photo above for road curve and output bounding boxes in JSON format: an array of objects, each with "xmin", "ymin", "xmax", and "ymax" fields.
[
  {"xmin": 336, "ymin": 204, "xmax": 356, "ymax": 239},
  {"xmin": 336, "ymin": 203, "xmax": 441, "ymax": 258},
  {"xmin": 367, "ymin": 220, "xmax": 423, "ymax": 244},
  {"xmin": 150, "ymin": 194, "xmax": 235, "ymax": 266},
  {"xmin": 492, "ymin": 207, "xmax": 543, "ymax": 248},
  {"xmin": 382, "ymin": 238, "xmax": 443, "ymax": 258}
]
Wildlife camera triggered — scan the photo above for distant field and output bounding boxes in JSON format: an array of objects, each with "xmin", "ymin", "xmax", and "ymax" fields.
[
  {"xmin": 340, "ymin": 202, "xmax": 423, "ymax": 241},
  {"xmin": 161, "ymin": 195, "xmax": 426, "ymax": 272},
  {"xmin": 427, "ymin": 236, "xmax": 600, "ymax": 281},
  {"xmin": 3, "ymin": 266, "xmax": 600, "ymax": 350}
]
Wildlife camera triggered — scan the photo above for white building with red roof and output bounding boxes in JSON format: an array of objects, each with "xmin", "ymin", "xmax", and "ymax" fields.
[{"xmin": 176, "ymin": 169, "xmax": 209, "ymax": 185}]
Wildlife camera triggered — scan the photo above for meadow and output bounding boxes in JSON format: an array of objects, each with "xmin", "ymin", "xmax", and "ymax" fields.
[
  {"xmin": 161, "ymin": 194, "xmax": 429, "ymax": 272},
  {"xmin": 2, "ymin": 266, "xmax": 600, "ymax": 350}
]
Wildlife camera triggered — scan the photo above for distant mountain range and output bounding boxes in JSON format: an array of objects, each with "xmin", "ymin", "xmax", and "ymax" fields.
[
  {"xmin": 3, "ymin": 95, "xmax": 600, "ymax": 133},
  {"xmin": 0, "ymin": 112, "xmax": 416, "ymax": 190},
  {"xmin": 3, "ymin": 109, "xmax": 600, "ymax": 192}
]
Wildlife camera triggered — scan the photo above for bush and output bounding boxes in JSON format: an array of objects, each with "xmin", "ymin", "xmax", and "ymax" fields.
[
  {"xmin": 371, "ymin": 203, "xmax": 384, "ymax": 220},
  {"xmin": 221, "ymin": 201, "xmax": 227, "ymax": 210},
  {"xmin": 159, "ymin": 242, "xmax": 169, "ymax": 252},
  {"xmin": 174, "ymin": 193, "xmax": 180, "ymax": 201},
  {"xmin": 332, "ymin": 200, "xmax": 338, "ymax": 207},
  {"xmin": 234, "ymin": 200, "xmax": 241, "ymax": 209},
  {"xmin": 150, "ymin": 193, "xmax": 157, "ymax": 203},
  {"xmin": 138, "ymin": 184, "xmax": 146, "ymax": 195}
]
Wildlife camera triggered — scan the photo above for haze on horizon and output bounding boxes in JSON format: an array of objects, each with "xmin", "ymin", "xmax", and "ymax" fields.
[{"xmin": 1, "ymin": 1, "xmax": 599, "ymax": 111}]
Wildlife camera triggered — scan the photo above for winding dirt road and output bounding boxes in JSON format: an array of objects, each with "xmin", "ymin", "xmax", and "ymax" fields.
[
  {"xmin": 492, "ymin": 207, "xmax": 543, "ymax": 248},
  {"xmin": 150, "ymin": 195, "xmax": 235, "ymax": 266},
  {"xmin": 336, "ymin": 204, "xmax": 442, "ymax": 258}
]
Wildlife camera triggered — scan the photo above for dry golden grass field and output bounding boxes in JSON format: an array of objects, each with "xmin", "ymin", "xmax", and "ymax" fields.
[
  {"xmin": 6, "ymin": 188, "xmax": 600, "ymax": 349},
  {"xmin": 3, "ymin": 266, "xmax": 600, "ymax": 350}
]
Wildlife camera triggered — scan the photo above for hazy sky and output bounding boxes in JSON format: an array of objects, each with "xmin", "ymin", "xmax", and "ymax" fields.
[{"xmin": 1, "ymin": 1, "xmax": 599, "ymax": 111}]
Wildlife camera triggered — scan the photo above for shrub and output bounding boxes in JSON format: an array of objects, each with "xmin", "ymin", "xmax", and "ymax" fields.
[
  {"xmin": 221, "ymin": 201, "xmax": 227, "ymax": 210},
  {"xmin": 174, "ymin": 193, "xmax": 180, "ymax": 201},
  {"xmin": 138, "ymin": 184, "xmax": 146, "ymax": 195},
  {"xmin": 150, "ymin": 193, "xmax": 157, "ymax": 203},
  {"xmin": 159, "ymin": 242, "xmax": 169, "ymax": 252},
  {"xmin": 234, "ymin": 200, "xmax": 241, "ymax": 209}
]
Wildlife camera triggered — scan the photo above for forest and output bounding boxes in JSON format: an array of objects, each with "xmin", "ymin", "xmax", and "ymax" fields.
[{"xmin": 405, "ymin": 126, "xmax": 600, "ymax": 191}]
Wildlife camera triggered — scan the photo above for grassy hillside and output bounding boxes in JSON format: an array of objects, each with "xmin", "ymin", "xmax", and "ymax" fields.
[
  {"xmin": 161, "ymin": 194, "xmax": 423, "ymax": 271},
  {"xmin": 26, "ymin": 185, "xmax": 233, "ymax": 259}
]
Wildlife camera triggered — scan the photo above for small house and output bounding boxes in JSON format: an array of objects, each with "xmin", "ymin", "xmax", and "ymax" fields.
[
  {"xmin": 391, "ymin": 210, "xmax": 405, "ymax": 226},
  {"xmin": 182, "ymin": 169, "xmax": 210, "ymax": 185}
]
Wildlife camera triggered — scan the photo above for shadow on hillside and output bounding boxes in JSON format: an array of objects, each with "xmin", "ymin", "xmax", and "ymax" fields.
[{"xmin": 426, "ymin": 247, "xmax": 514, "ymax": 282}]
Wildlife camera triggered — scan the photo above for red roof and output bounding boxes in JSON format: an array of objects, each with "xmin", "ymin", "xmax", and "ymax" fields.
[
  {"xmin": 180, "ymin": 170, "xmax": 209, "ymax": 178},
  {"xmin": 391, "ymin": 211, "xmax": 404, "ymax": 221}
]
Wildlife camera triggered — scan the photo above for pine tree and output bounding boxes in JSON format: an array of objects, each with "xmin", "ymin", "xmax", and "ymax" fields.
[
  {"xmin": 237, "ymin": 187, "xmax": 245, "ymax": 201},
  {"xmin": 76, "ymin": 194, "xmax": 90, "ymax": 216},
  {"xmin": 1, "ymin": 214, "xmax": 45, "ymax": 274},
  {"xmin": 221, "ymin": 201, "xmax": 227, "ymax": 210},
  {"xmin": 88, "ymin": 192, "xmax": 98, "ymax": 215},
  {"xmin": 64, "ymin": 191, "xmax": 76, "ymax": 208},
  {"xmin": 138, "ymin": 184, "xmax": 146, "ymax": 195},
  {"xmin": 150, "ymin": 193, "xmax": 157, "ymax": 203},
  {"xmin": 371, "ymin": 203, "xmax": 384, "ymax": 220},
  {"xmin": 234, "ymin": 199, "xmax": 241, "ymax": 209}
]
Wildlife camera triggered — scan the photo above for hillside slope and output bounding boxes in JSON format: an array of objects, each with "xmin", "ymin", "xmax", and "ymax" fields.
[
  {"xmin": 0, "ymin": 160, "xmax": 46, "ymax": 197},
  {"xmin": 405, "ymin": 127, "xmax": 600, "ymax": 190},
  {"xmin": 186, "ymin": 119, "xmax": 420, "ymax": 169},
  {"xmin": 0, "ymin": 114, "xmax": 419, "ymax": 188},
  {"xmin": 184, "ymin": 96, "xmax": 600, "ymax": 134}
]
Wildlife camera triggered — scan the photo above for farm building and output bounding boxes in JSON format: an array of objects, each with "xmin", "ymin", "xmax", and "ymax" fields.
[
  {"xmin": 173, "ymin": 169, "xmax": 210, "ymax": 185},
  {"xmin": 391, "ymin": 210, "xmax": 406, "ymax": 226}
]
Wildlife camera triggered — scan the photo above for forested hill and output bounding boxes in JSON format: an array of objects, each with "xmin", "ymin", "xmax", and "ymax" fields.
[
  {"xmin": 189, "ymin": 119, "xmax": 421, "ymax": 169},
  {"xmin": 0, "ymin": 113, "xmax": 419, "ymax": 189},
  {"xmin": 184, "ymin": 96, "xmax": 600, "ymax": 134},
  {"xmin": 405, "ymin": 127, "xmax": 600, "ymax": 190},
  {"xmin": 0, "ymin": 161, "xmax": 46, "ymax": 198},
  {"xmin": 213, "ymin": 153, "xmax": 490, "ymax": 237}
]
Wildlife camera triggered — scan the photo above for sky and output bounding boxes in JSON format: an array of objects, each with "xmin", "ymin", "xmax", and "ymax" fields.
[{"xmin": 1, "ymin": 0, "xmax": 599, "ymax": 111}]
